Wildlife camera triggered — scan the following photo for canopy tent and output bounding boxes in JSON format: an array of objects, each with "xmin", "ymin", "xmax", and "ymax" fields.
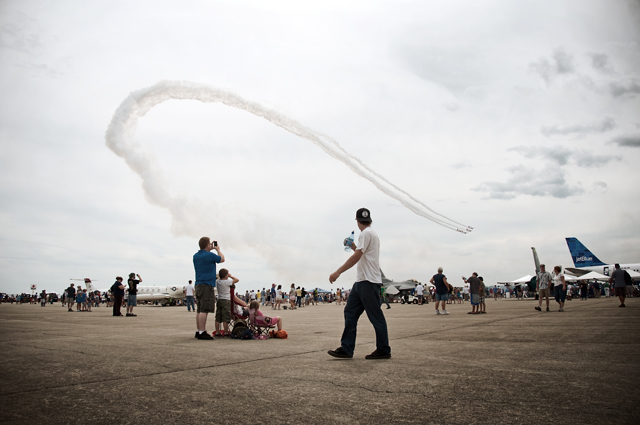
[
  {"xmin": 497, "ymin": 275, "xmax": 533, "ymax": 285},
  {"xmin": 384, "ymin": 285, "xmax": 399, "ymax": 295},
  {"xmin": 569, "ymin": 271, "xmax": 610, "ymax": 281}
]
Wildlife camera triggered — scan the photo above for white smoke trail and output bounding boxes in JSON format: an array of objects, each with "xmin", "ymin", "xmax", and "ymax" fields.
[{"xmin": 105, "ymin": 80, "xmax": 472, "ymax": 233}]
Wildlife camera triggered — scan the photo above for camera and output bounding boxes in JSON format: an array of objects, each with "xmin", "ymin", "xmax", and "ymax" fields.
[{"xmin": 213, "ymin": 241, "xmax": 218, "ymax": 247}]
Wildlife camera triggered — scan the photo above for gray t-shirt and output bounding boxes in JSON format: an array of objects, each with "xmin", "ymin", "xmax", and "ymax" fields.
[
  {"xmin": 611, "ymin": 269, "xmax": 627, "ymax": 288},
  {"xmin": 467, "ymin": 276, "xmax": 481, "ymax": 295}
]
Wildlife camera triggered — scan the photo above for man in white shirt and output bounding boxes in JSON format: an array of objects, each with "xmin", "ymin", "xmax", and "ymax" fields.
[
  {"xmin": 183, "ymin": 280, "xmax": 195, "ymax": 312},
  {"xmin": 328, "ymin": 208, "xmax": 391, "ymax": 360},
  {"xmin": 415, "ymin": 283, "xmax": 425, "ymax": 305}
]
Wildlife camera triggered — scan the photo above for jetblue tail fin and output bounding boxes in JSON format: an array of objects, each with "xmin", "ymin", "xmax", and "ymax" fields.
[{"xmin": 565, "ymin": 237, "xmax": 606, "ymax": 267}]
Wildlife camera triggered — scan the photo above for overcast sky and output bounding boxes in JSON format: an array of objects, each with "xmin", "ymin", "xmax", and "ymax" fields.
[{"xmin": 1, "ymin": 0, "xmax": 639, "ymax": 296}]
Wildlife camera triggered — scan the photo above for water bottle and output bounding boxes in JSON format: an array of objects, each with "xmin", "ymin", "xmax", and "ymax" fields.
[{"xmin": 344, "ymin": 231, "xmax": 354, "ymax": 252}]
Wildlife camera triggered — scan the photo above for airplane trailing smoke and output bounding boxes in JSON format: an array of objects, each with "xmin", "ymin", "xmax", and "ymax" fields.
[{"xmin": 105, "ymin": 80, "xmax": 473, "ymax": 234}]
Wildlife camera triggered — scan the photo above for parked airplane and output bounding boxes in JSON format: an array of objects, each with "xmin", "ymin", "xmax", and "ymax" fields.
[
  {"xmin": 381, "ymin": 270, "xmax": 424, "ymax": 293},
  {"xmin": 565, "ymin": 237, "xmax": 640, "ymax": 277},
  {"xmin": 76, "ymin": 278, "xmax": 186, "ymax": 306}
]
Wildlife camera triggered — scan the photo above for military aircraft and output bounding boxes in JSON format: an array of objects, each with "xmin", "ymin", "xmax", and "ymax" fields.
[{"xmin": 381, "ymin": 270, "xmax": 427, "ymax": 294}]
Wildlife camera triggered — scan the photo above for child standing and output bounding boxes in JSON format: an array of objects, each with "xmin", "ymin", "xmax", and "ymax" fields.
[{"xmin": 215, "ymin": 268, "xmax": 239, "ymax": 337}]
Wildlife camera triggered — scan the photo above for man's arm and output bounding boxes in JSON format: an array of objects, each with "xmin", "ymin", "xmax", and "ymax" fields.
[
  {"xmin": 329, "ymin": 249, "xmax": 363, "ymax": 283},
  {"xmin": 443, "ymin": 276, "xmax": 451, "ymax": 290},
  {"xmin": 137, "ymin": 274, "xmax": 142, "ymax": 283},
  {"xmin": 229, "ymin": 275, "xmax": 239, "ymax": 285},
  {"xmin": 215, "ymin": 245, "xmax": 225, "ymax": 263}
]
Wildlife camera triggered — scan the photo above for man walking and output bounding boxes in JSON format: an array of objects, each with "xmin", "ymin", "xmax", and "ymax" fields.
[
  {"xmin": 328, "ymin": 208, "xmax": 391, "ymax": 360},
  {"xmin": 609, "ymin": 263, "xmax": 630, "ymax": 308},
  {"xmin": 193, "ymin": 237, "xmax": 224, "ymax": 340},
  {"xmin": 535, "ymin": 264, "xmax": 551, "ymax": 312},
  {"xmin": 430, "ymin": 267, "xmax": 451, "ymax": 315},
  {"xmin": 415, "ymin": 282, "xmax": 425, "ymax": 305},
  {"xmin": 184, "ymin": 280, "xmax": 195, "ymax": 312}
]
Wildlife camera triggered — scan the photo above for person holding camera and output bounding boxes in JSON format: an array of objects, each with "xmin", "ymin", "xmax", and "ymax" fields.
[
  {"xmin": 126, "ymin": 273, "xmax": 142, "ymax": 317},
  {"xmin": 193, "ymin": 237, "xmax": 225, "ymax": 340}
]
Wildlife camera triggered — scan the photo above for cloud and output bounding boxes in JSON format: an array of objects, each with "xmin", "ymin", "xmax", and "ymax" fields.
[
  {"xmin": 610, "ymin": 78, "xmax": 640, "ymax": 98},
  {"xmin": 592, "ymin": 181, "xmax": 608, "ymax": 194},
  {"xmin": 0, "ymin": 14, "xmax": 42, "ymax": 53},
  {"xmin": 473, "ymin": 165, "xmax": 583, "ymax": 200},
  {"xmin": 508, "ymin": 146, "xmax": 620, "ymax": 168},
  {"xmin": 450, "ymin": 161, "xmax": 470, "ymax": 169},
  {"xmin": 541, "ymin": 117, "xmax": 616, "ymax": 137},
  {"xmin": 530, "ymin": 47, "xmax": 575, "ymax": 84},
  {"xmin": 588, "ymin": 52, "xmax": 614, "ymax": 74},
  {"xmin": 610, "ymin": 135, "xmax": 640, "ymax": 147}
]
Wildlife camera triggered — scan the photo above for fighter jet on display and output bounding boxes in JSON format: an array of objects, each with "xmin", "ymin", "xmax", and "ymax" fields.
[
  {"xmin": 75, "ymin": 278, "xmax": 186, "ymax": 306},
  {"xmin": 381, "ymin": 270, "xmax": 425, "ymax": 294},
  {"xmin": 565, "ymin": 237, "xmax": 640, "ymax": 277}
]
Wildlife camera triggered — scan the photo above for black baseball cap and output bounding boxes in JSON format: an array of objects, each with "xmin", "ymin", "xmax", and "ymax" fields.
[{"xmin": 356, "ymin": 207, "xmax": 372, "ymax": 223}]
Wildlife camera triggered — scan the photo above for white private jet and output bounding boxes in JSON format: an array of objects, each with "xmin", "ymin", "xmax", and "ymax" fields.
[{"xmin": 75, "ymin": 278, "xmax": 186, "ymax": 306}]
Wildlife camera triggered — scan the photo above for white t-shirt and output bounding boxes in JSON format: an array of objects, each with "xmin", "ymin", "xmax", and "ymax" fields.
[
  {"xmin": 416, "ymin": 284, "xmax": 424, "ymax": 296},
  {"xmin": 216, "ymin": 278, "xmax": 233, "ymax": 300},
  {"xmin": 185, "ymin": 283, "xmax": 195, "ymax": 297},
  {"xmin": 356, "ymin": 226, "xmax": 381, "ymax": 284}
]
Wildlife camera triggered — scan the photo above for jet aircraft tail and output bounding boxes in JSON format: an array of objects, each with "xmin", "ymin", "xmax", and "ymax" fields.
[{"xmin": 565, "ymin": 237, "xmax": 607, "ymax": 267}]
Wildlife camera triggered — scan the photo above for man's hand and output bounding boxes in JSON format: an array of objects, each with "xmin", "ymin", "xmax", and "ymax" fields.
[{"xmin": 329, "ymin": 271, "xmax": 341, "ymax": 283}]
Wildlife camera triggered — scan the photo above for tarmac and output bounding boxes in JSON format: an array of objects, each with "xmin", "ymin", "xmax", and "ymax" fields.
[{"xmin": 0, "ymin": 296, "xmax": 638, "ymax": 425}]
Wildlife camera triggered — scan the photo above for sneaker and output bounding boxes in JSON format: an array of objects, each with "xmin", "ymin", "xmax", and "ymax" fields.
[
  {"xmin": 546, "ymin": 307, "xmax": 549, "ymax": 312},
  {"xmin": 535, "ymin": 306, "xmax": 541, "ymax": 311},
  {"xmin": 327, "ymin": 347, "xmax": 352, "ymax": 359},
  {"xmin": 195, "ymin": 331, "xmax": 199, "ymax": 338},
  {"xmin": 126, "ymin": 313, "xmax": 133, "ymax": 316},
  {"xmin": 442, "ymin": 310, "xmax": 449, "ymax": 315},
  {"xmin": 559, "ymin": 308, "xmax": 563, "ymax": 312},
  {"xmin": 197, "ymin": 332, "xmax": 214, "ymax": 340},
  {"xmin": 365, "ymin": 349, "xmax": 391, "ymax": 360},
  {"xmin": 434, "ymin": 310, "xmax": 440, "ymax": 315}
]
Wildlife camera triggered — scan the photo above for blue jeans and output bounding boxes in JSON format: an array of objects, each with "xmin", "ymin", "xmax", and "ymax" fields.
[
  {"xmin": 341, "ymin": 281, "xmax": 390, "ymax": 356},
  {"xmin": 185, "ymin": 296, "xmax": 195, "ymax": 311}
]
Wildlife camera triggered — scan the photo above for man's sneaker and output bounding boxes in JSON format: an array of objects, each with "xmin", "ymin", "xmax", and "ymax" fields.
[
  {"xmin": 442, "ymin": 310, "xmax": 449, "ymax": 315},
  {"xmin": 546, "ymin": 307, "xmax": 549, "ymax": 312},
  {"xmin": 327, "ymin": 347, "xmax": 352, "ymax": 359},
  {"xmin": 197, "ymin": 332, "xmax": 214, "ymax": 340},
  {"xmin": 126, "ymin": 313, "xmax": 133, "ymax": 316},
  {"xmin": 365, "ymin": 349, "xmax": 391, "ymax": 360},
  {"xmin": 434, "ymin": 310, "xmax": 440, "ymax": 315},
  {"xmin": 535, "ymin": 306, "xmax": 541, "ymax": 311},
  {"xmin": 559, "ymin": 308, "xmax": 564, "ymax": 312},
  {"xmin": 195, "ymin": 331, "xmax": 199, "ymax": 338}
]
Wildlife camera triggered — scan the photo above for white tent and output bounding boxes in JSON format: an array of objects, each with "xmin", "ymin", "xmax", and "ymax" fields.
[
  {"xmin": 497, "ymin": 275, "xmax": 532, "ymax": 285},
  {"xmin": 569, "ymin": 271, "xmax": 610, "ymax": 281}
]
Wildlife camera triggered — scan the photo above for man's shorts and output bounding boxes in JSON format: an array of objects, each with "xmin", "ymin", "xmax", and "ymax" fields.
[
  {"xmin": 539, "ymin": 288, "xmax": 550, "ymax": 298},
  {"xmin": 614, "ymin": 287, "xmax": 626, "ymax": 297},
  {"xmin": 215, "ymin": 299, "xmax": 231, "ymax": 323},
  {"xmin": 417, "ymin": 295, "xmax": 424, "ymax": 301},
  {"xmin": 127, "ymin": 294, "xmax": 137, "ymax": 306},
  {"xmin": 470, "ymin": 293, "xmax": 480, "ymax": 306},
  {"xmin": 436, "ymin": 293, "xmax": 449, "ymax": 301},
  {"xmin": 196, "ymin": 284, "xmax": 216, "ymax": 314},
  {"xmin": 479, "ymin": 296, "xmax": 485, "ymax": 304}
]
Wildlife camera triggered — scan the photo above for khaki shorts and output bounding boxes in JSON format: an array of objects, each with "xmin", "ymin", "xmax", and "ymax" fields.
[
  {"xmin": 215, "ymin": 299, "xmax": 231, "ymax": 323},
  {"xmin": 195, "ymin": 284, "xmax": 216, "ymax": 314},
  {"xmin": 538, "ymin": 288, "xmax": 550, "ymax": 298}
]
